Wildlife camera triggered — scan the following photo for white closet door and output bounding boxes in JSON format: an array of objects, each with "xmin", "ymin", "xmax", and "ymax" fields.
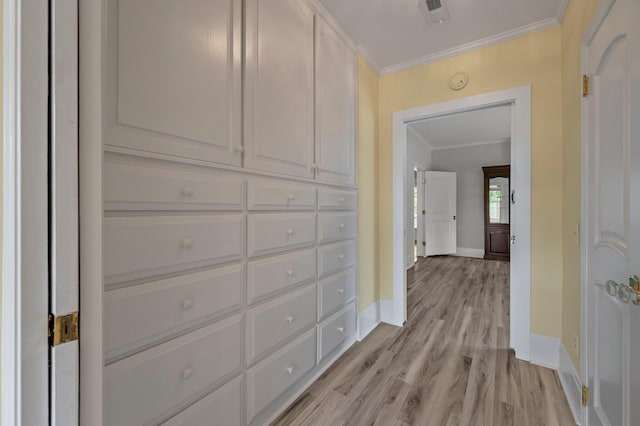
[
  {"xmin": 245, "ymin": 0, "xmax": 315, "ymax": 178},
  {"xmin": 104, "ymin": 0, "xmax": 242, "ymax": 166},
  {"xmin": 315, "ymin": 17, "xmax": 356, "ymax": 185}
]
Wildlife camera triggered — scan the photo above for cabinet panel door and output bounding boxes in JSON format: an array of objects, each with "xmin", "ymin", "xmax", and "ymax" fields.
[
  {"xmin": 315, "ymin": 18, "xmax": 355, "ymax": 185},
  {"xmin": 105, "ymin": 0, "xmax": 242, "ymax": 165},
  {"xmin": 245, "ymin": 0, "xmax": 315, "ymax": 178}
]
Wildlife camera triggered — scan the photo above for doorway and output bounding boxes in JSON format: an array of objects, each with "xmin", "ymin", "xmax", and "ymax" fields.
[{"xmin": 391, "ymin": 86, "xmax": 532, "ymax": 360}]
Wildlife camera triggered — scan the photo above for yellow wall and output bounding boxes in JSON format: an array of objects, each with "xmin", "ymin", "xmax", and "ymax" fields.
[
  {"xmin": 377, "ymin": 27, "xmax": 565, "ymax": 338},
  {"xmin": 561, "ymin": 0, "xmax": 600, "ymax": 371},
  {"xmin": 357, "ymin": 57, "xmax": 380, "ymax": 311}
]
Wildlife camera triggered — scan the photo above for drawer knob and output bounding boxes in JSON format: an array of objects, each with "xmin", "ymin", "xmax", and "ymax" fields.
[
  {"xmin": 337, "ymin": 327, "xmax": 345, "ymax": 333},
  {"xmin": 338, "ymin": 224, "xmax": 345, "ymax": 232},
  {"xmin": 338, "ymin": 254, "xmax": 345, "ymax": 261},
  {"xmin": 182, "ymin": 186, "xmax": 194, "ymax": 196},
  {"xmin": 287, "ymin": 269, "xmax": 294, "ymax": 277},
  {"xmin": 181, "ymin": 238, "xmax": 193, "ymax": 248},
  {"xmin": 182, "ymin": 367, "xmax": 193, "ymax": 380},
  {"xmin": 337, "ymin": 288, "xmax": 345, "ymax": 294},
  {"xmin": 288, "ymin": 193, "xmax": 295, "ymax": 202},
  {"xmin": 287, "ymin": 228, "xmax": 295, "ymax": 236},
  {"xmin": 285, "ymin": 315, "xmax": 294, "ymax": 324},
  {"xmin": 182, "ymin": 299, "xmax": 193, "ymax": 309},
  {"xmin": 285, "ymin": 365, "xmax": 294, "ymax": 375},
  {"xmin": 338, "ymin": 197, "xmax": 345, "ymax": 204}
]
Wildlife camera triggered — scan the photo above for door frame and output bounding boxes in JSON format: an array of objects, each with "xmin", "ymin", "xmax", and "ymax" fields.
[
  {"xmin": 391, "ymin": 85, "xmax": 532, "ymax": 360},
  {"xmin": 580, "ymin": 1, "xmax": 618, "ymax": 424},
  {"xmin": 1, "ymin": 0, "xmax": 50, "ymax": 424}
]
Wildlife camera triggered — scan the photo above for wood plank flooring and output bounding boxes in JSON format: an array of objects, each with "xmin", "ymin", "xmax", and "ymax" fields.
[{"xmin": 272, "ymin": 256, "xmax": 575, "ymax": 426}]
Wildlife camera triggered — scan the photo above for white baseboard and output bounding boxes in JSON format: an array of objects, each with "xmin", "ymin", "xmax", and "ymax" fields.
[
  {"xmin": 530, "ymin": 334, "xmax": 561, "ymax": 370},
  {"xmin": 380, "ymin": 300, "xmax": 397, "ymax": 325},
  {"xmin": 454, "ymin": 247, "xmax": 484, "ymax": 259},
  {"xmin": 558, "ymin": 343, "xmax": 582, "ymax": 425},
  {"xmin": 358, "ymin": 301, "xmax": 381, "ymax": 341}
]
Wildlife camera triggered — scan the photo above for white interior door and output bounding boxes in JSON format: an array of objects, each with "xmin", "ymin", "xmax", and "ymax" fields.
[
  {"xmin": 424, "ymin": 171, "xmax": 456, "ymax": 256},
  {"xmin": 584, "ymin": 0, "xmax": 640, "ymax": 424},
  {"xmin": 416, "ymin": 170, "xmax": 427, "ymax": 258}
]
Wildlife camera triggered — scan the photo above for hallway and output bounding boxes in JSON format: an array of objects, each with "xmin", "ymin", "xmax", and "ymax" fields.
[{"xmin": 273, "ymin": 256, "xmax": 574, "ymax": 425}]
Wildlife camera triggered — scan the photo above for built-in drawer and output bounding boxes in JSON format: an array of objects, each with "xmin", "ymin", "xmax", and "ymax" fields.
[
  {"xmin": 318, "ymin": 240, "xmax": 356, "ymax": 279},
  {"xmin": 162, "ymin": 376, "xmax": 242, "ymax": 426},
  {"xmin": 246, "ymin": 285, "xmax": 316, "ymax": 364},
  {"xmin": 318, "ymin": 303, "xmax": 356, "ymax": 362},
  {"xmin": 105, "ymin": 264, "xmax": 243, "ymax": 362},
  {"xmin": 104, "ymin": 315, "xmax": 242, "ymax": 426},
  {"xmin": 247, "ymin": 249, "xmax": 316, "ymax": 304},
  {"xmin": 318, "ymin": 189, "xmax": 357, "ymax": 211},
  {"xmin": 318, "ymin": 268, "xmax": 356, "ymax": 320},
  {"xmin": 247, "ymin": 213, "xmax": 315, "ymax": 258},
  {"xmin": 104, "ymin": 158, "xmax": 245, "ymax": 211},
  {"xmin": 318, "ymin": 212, "xmax": 357, "ymax": 243},
  {"xmin": 104, "ymin": 214, "xmax": 244, "ymax": 285},
  {"xmin": 248, "ymin": 180, "xmax": 316, "ymax": 211},
  {"xmin": 247, "ymin": 329, "xmax": 316, "ymax": 422}
]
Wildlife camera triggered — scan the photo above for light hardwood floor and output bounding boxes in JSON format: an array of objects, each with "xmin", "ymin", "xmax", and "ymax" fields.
[{"xmin": 272, "ymin": 256, "xmax": 575, "ymax": 426}]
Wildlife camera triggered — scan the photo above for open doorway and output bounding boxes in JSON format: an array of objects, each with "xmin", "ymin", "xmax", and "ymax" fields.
[{"xmin": 392, "ymin": 86, "xmax": 532, "ymax": 360}]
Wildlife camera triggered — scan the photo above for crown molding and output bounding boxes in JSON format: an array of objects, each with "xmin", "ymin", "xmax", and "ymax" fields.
[
  {"xmin": 306, "ymin": 0, "xmax": 357, "ymax": 51},
  {"xmin": 555, "ymin": 0, "xmax": 569, "ymax": 24},
  {"xmin": 430, "ymin": 138, "xmax": 511, "ymax": 151},
  {"xmin": 356, "ymin": 45, "xmax": 381, "ymax": 75},
  {"xmin": 379, "ymin": 17, "xmax": 560, "ymax": 75},
  {"xmin": 407, "ymin": 126, "xmax": 434, "ymax": 151}
]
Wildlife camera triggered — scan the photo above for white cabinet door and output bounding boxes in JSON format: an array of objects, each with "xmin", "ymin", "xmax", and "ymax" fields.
[
  {"xmin": 315, "ymin": 18, "xmax": 356, "ymax": 185},
  {"xmin": 245, "ymin": 0, "xmax": 315, "ymax": 178},
  {"xmin": 105, "ymin": 0, "xmax": 242, "ymax": 166}
]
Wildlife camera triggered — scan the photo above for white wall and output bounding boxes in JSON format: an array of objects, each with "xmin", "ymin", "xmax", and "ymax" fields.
[
  {"xmin": 431, "ymin": 141, "xmax": 510, "ymax": 251},
  {"xmin": 405, "ymin": 129, "xmax": 431, "ymax": 268}
]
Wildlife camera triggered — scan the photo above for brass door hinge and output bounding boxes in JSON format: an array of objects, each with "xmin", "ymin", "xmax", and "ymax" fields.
[
  {"xmin": 582, "ymin": 385, "xmax": 589, "ymax": 407},
  {"xmin": 422, "ymin": 241, "xmax": 426, "ymax": 246},
  {"xmin": 48, "ymin": 312, "xmax": 79, "ymax": 347},
  {"xmin": 422, "ymin": 210, "xmax": 426, "ymax": 215},
  {"xmin": 583, "ymin": 74, "xmax": 591, "ymax": 97}
]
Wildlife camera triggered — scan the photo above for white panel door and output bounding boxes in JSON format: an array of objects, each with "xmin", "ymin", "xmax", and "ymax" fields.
[
  {"xmin": 245, "ymin": 0, "xmax": 315, "ymax": 178},
  {"xmin": 424, "ymin": 171, "xmax": 456, "ymax": 256},
  {"xmin": 584, "ymin": 0, "xmax": 640, "ymax": 424},
  {"xmin": 104, "ymin": 0, "xmax": 242, "ymax": 166},
  {"xmin": 416, "ymin": 170, "xmax": 427, "ymax": 258},
  {"xmin": 315, "ymin": 17, "xmax": 356, "ymax": 185}
]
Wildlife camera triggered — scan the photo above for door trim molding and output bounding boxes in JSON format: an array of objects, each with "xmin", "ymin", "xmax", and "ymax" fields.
[
  {"xmin": 1, "ymin": 0, "xmax": 50, "ymax": 424},
  {"xmin": 391, "ymin": 86, "xmax": 532, "ymax": 360}
]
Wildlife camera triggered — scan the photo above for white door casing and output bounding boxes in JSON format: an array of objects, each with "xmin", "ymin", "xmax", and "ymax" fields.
[
  {"xmin": 50, "ymin": 0, "xmax": 79, "ymax": 424},
  {"xmin": 417, "ymin": 170, "xmax": 427, "ymax": 258},
  {"xmin": 582, "ymin": 0, "xmax": 640, "ymax": 424},
  {"xmin": 424, "ymin": 171, "xmax": 457, "ymax": 256}
]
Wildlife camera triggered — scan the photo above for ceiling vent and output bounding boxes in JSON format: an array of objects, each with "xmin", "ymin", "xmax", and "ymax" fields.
[{"xmin": 418, "ymin": 0, "xmax": 449, "ymax": 24}]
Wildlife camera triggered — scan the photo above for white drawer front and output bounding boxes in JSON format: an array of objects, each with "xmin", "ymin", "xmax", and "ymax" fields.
[
  {"xmin": 105, "ymin": 264, "xmax": 243, "ymax": 361},
  {"xmin": 247, "ymin": 213, "xmax": 315, "ymax": 258},
  {"xmin": 318, "ymin": 212, "xmax": 356, "ymax": 243},
  {"xmin": 318, "ymin": 303, "xmax": 356, "ymax": 361},
  {"xmin": 105, "ymin": 315, "xmax": 242, "ymax": 426},
  {"xmin": 318, "ymin": 240, "xmax": 356, "ymax": 279},
  {"xmin": 105, "ymin": 160, "xmax": 244, "ymax": 211},
  {"xmin": 162, "ymin": 376, "xmax": 242, "ymax": 426},
  {"xmin": 247, "ymin": 329, "xmax": 316, "ymax": 422},
  {"xmin": 318, "ymin": 189, "xmax": 357, "ymax": 211},
  {"xmin": 318, "ymin": 268, "xmax": 356, "ymax": 320},
  {"xmin": 247, "ymin": 285, "xmax": 316, "ymax": 364},
  {"xmin": 247, "ymin": 249, "xmax": 316, "ymax": 304},
  {"xmin": 248, "ymin": 180, "xmax": 316, "ymax": 211},
  {"xmin": 104, "ymin": 215, "xmax": 244, "ymax": 285}
]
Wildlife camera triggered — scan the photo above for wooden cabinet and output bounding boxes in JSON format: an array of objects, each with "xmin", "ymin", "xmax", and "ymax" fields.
[
  {"xmin": 244, "ymin": 0, "xmax": 315, "ymax": 178},
  {"xmin": 483, "ymin": 165, "xmax": 511, "ymax": 261},
  {"xmin": 315, "ymin": 17, "xmax": 356, "ymax": 185}
]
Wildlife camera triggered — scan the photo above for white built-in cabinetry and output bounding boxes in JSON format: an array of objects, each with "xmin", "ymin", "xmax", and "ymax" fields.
[{"xmin": 100, "ymin": 0, "xmax": 357, "ymax": 424}]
